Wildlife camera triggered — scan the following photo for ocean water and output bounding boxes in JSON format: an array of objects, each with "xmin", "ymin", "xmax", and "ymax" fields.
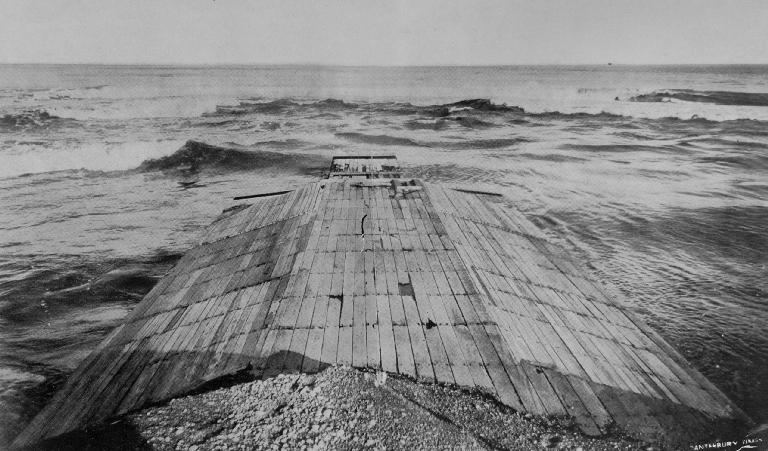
[{"xmin": 1, "ymin": 64, "xmax": 767, "ymax": 443}]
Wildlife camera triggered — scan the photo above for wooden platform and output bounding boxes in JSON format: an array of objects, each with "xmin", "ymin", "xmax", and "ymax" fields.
[
  {"xmin": 328, "ymin": 155, "xmax": 400, "ymax": 178},
  {"xmin": 13, "ymin": 178, "xmax": 751, "ymax": 448}
]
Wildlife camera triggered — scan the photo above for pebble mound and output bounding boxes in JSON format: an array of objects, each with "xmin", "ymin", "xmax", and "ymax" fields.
[{"xmin": 39, "ymin": 366, "xmax": 648, "ymax": 450}]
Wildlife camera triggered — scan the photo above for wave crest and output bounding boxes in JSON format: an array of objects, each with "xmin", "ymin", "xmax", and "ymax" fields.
[
  {"xmin": 403, "ymin": 116, "xmax": 499, "ymax": 130},
  {"xmin": 424, "ymin": 99, "xmax": 525, "ymax": 117},
  {"xmin": 204, "ymin": 97, "xmax": 524, "ymax": 119},
  {"xmin": 335, "ymin": 132, "xmax": 424, "ymax": 147},
  {"xmin": 0, "ymin": 110, "xmax": 74, "ymax": 131},
  {"xmin": 630, "ymin": 89, "xmax": 768, "ymax": 107},
  {"xmin": 196, "ymin": 96, "xmax": 768, "ymax": 134},
  {"xmin": 136, "ymin": 140, "xmax": 326, "ymax": 174},
  {"xmin": 204, "ymin": 98, "xmax": 359, "ymax": 117},
  {"xmin": 532, "ymin": 110, "xmax": 626, "ymax": 120}
]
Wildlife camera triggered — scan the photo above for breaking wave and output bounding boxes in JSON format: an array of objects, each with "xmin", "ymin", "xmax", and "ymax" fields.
[
  {"xmin": 136, "ymin": 140, "xmax": 327, "ymax": 174},
  {"xmin": 204, "ymin": 96, "xmax": 768, "ymax": 128},
  {"xmin": 0, "ymin": 110, "xmax": 76, "ymax": 131},
  {"xmin": 334, "ymin": 132, "xmax": 424, "ymax": 147},
  {"xmin": 422, "ymin": 99, "xmax": 525, "ymax": 117},
  {"xmin": 453, "ymin": 116, "xmax": 497, "ymax": 128},
  {"xmin": 329, "ymin": 131, "xmax": 526, "ymax": 150},
  {"xmin": 204, "ymin": 98, "xmax": 360, "ymax": 116},
  {"xmin": 204, "ymin": 98, "xmax": 524, "ymax": 119},
  {"xmin": 403, "ymin": 116, "xmax": 496, "ymax": 130},
  {"xmin": 0, "ymin": 140, "xmax": 185, "ymax": 179},
  {"xmin": 199, "ymin": 96, "xmax": 768, "ymax": 127},
  {"xmin": 630, "ymin": 89, "xmax": 768, "ymax": 107},
  {"xmin": 531, "ymin": 110, "xmax": 627, "ymax": 121},
  {"xmin": 403, "ymin": 119, "xmax": 451, "ymax": 131}
]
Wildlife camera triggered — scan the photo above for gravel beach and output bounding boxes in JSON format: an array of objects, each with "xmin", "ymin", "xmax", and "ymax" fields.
[{"xmin": 36, "ymin": 366, "xmax": 649, "ymax": 450}]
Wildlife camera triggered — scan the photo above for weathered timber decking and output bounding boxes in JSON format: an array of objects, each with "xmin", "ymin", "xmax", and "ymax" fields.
[
  {"xmin": 14, "ymin": 178, "xmax": 751, "ymax": 448},
  {"xmin": 328, "ymin": 155, "xmax": 400, "ymax": 178}
]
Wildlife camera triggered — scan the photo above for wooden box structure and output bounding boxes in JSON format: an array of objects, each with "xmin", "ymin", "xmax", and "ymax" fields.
[{"xmin": 13, "ymin": 157, "xmax": 751, "ymax": 448}]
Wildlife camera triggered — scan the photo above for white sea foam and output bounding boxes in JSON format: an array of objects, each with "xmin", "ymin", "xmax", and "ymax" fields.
[{"xmin": 0, "ymin": 140, "xmax": 185, "ymax": 178}]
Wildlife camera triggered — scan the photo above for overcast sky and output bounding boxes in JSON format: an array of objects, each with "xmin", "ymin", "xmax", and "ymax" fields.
[{"xmin": 1, "ymin": 0, "xmax": 766, "ymax": 65}]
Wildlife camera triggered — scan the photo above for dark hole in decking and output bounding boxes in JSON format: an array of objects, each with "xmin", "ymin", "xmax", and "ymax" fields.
[
  {"xmin": 398, "ymin": 282, "xmax": 414, "ymax": 297},
  {"xmin": 329, "ymin": 294, "xmax": 344, "ymax": 323},
  {"xmin": 425, "ymin": 319, "xmax": 437, "ymax": 329}
]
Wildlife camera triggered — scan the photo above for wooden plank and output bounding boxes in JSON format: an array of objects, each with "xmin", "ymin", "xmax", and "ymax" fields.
[
  {"xmin": 116, "ymin": 358, "xmax": 163, "ymax": 416},
  {"xmin": 352, "ymin": 295, "xmax": 367, "ymax": 367},
  {"xmin": 285, "ymin": 328, "xmax": 310, "ymax": 371},
  {"xmin": 512, "ymin": 317, "xmax": 555, "ymax": 367},
  {"xmin": 565, "ymin": 375, "xmax": 613, "ymax": 429},
  {"xmin": 337, "ymin": 326, "xmax": 353, "ymax": 365},
  {"xmin": 591, "ymin": 380, "xmax": 668, "ymax": 440},
  {"xmin": 122, "ymin": 357, "xmax": 181, "ymax": 419},
  {"xmin": 464, "ymin": 324, "xmax": 515, "ymax": 401},
  {"xmin": 614, "ymin": 389, "xmax": 669, "ymax": 439},
  {"xmin": 452, "ymin": 294, "xmax": 480, "ymax": 324},
  {"xmin": 393, "ymin": 325, "xmax": 416, "ymax": 378},
  {"xmin": 623, "ymin": 310, "xmax": 746, "ymax": 418},
  {"xmin": 366, "ymin": 295, "xmax": 381, "ymax": 369},
  {"xmin": 441, "ymin": 294, "xmax": 468, "ymax": 326},
  {"xmin": 426, "ymin": 295, "xmax": 472, "ymax": 385},
  {"xmin": 204, "ymin": 311, "xmax": 243, "ymax": 376},
  {"xmin": 295, "ymin": 295, "xmax": 316, "ymax": 329},
  {"xmin": 515, "ymin": 361, "xmax": 566, "ymax": 416},
  {"xmin": 385, "ymin": 270, "xmax": 399, "ymax": 296},
  {"xmin": 387, "ymin": 293, "xmax": 406, "ymax": 332},
  {"xmin": 423, "ymin": 324, "xmax": 455, "ymax": 384},
  {"xmin": 494, "ymin": 314, "xmax": 536, "ymax": 363},
  {"xmin": 37, "ymin": 350, "xmax": 125, "ymax": 439},
  {"xmin": 307, "ymin": 295, "xmax": 327, "ymax": 327},
  {"xmin": 273, "ymin": 296, "xmax": 301, "ymax": 329},
  {"xmin": 263, "ymin": 329, "xmax": 293, "ymax": 377},
  {"xmin": 70, "ymin": 338, "xmax": 155, "ymax": 430},
  {"xmin": 537, "ymin": 321, "xmax": 589, "ymax": 379},
  {"xmin": 338, "ymin": 294, "xmax": 354, "ymax": 328},
  {"xmin": 543, "ymin": 369, "xmax": 602, "ymax": 435},
  {"xmin": 377, "ymin": 295, "xmax": 397, "ymax": 373},
  {"xmin": 483, "ymin": 324, "xmax": 541, "ymax": 413},
  {"xmin": 431, "ymin": 270, "xmax": 452, "ymax": 296},
  {"xmin": 174, "ymin": 314, "xmax": 229, "ymax": 391},
  {"xmin": 303, "ymin": 329, "xmax": 326, "ymax": 372},
  {"xmin": 17, "ymin": 178, "xmax": 751, "ymax": 448},
  {"xmin": 393, "ymin": 251, "xmax": 409, "ymax": 283},
  {"xmin": 353, "ymin": 265, "xmax": 366, "ymax": 296},
  {"xmin": 451, "ymin": 324, "xmax": 494, "ymax": 391},
  {"xmin": 435, "ymin": 324, "xmax": 473, "ymax": 387},
  {"xmin": 219, "ymin": 330, "xmax": 250, "ymax": 372},
  {"xmin": 374, "ymin": 262, "xmax": 388, "ymax": 295},
  {"xmin": 321, "ymin": 297, "xmax": 341, "ymax": 365},
  {"xmin": 343, "ymin": 252, "xmax": 356, "ymax": 294},
  {"xmin": 401, "ymin": 295, "xmax": 434, "ymax": 381}
]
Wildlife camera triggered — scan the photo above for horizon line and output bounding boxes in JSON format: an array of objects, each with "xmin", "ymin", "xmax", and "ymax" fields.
[{"xmin": 2, "ymin": 62, "xmax": 768, "ymax": 68}]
